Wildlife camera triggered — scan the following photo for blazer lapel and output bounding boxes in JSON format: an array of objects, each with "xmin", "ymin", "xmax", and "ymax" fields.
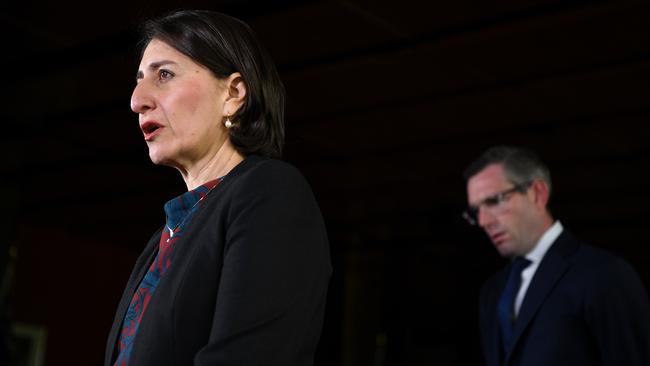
[
  {"xmin": 504, "ymin": 231, "xmax": 579, "ymax": 365},
  {"xmin": 104, "ymin": 227, "xmax": 162, "ymax": 365},
  {"xmin": 488, "ymin": 303, "xmax": 503, "ymax": 366},
  {"xmin": 481, "ymin": 267, "xmax": 509, "ymax": 366}
]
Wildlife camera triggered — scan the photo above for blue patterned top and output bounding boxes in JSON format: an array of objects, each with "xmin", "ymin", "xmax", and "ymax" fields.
[{"xmin": 114, "ymin": 177, "xmax": 223, "ymax": 366}]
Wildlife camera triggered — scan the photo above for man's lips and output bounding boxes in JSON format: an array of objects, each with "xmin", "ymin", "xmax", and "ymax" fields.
[
  {"xmin": 140, "ymin": 121, "xmax": 163, "ymax": 141},
  {"xmin": 490, "ymin": 232, "xmax": 507, "ymax": 245}
]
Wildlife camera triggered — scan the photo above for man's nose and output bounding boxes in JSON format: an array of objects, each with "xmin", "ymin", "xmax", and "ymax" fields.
[{"xmin": 478, "ymin": 206, "xmax": 496, "ymax": 228}]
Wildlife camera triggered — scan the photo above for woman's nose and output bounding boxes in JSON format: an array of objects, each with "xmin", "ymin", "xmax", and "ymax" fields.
[{"xmin": 130, "ymin": 81, "xmax": 154, "ymax": 114}]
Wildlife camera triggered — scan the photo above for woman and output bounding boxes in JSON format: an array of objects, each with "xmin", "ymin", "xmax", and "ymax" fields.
[{"xmin": 104, "ymin": 10, "xmax": 331, "ymax": 366}]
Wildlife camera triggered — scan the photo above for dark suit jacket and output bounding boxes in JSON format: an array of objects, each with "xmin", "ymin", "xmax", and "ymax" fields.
[
  {"xmin": 105, "ymin": 156, "xmax": 332, "ymax": 366},
  {"xmin": 479, "ymin": 230, "xmax": 650, "ymax": 366}
]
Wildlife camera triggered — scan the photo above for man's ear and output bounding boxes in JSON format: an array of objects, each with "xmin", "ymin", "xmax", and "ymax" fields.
[
  {"xmin": 224, "ymin": 72, "xmax": 247, "ymax": 116},
  {"xmin": 531, "ymin": 180, "xmax": 550, "ymax": 209}
]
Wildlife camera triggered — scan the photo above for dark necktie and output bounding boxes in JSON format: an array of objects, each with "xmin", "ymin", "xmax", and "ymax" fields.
[{"xmin": 497, "ymin": 257, "xmax": 531, "ymax": 355}]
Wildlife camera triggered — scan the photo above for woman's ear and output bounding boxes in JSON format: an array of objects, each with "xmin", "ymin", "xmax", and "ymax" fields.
[{"xmin": 224, "ymin": 72, "xmax": 247, "ymax": 116}]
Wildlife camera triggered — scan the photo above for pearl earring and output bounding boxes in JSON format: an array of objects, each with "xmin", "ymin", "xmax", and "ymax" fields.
[{"xmin": 225, "ymin": 118, "xmax": 233, "ymax": 129}]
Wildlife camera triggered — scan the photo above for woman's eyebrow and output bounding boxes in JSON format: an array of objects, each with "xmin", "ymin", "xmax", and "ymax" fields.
[{"xmin": 136, "ymin": 60, "xmax": 178, "ymax": 79}]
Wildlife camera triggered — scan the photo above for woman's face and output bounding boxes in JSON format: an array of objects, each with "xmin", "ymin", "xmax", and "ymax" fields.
[{"xmin": 131, "ymin": 39, "xmax": 230, "ymax": 169}]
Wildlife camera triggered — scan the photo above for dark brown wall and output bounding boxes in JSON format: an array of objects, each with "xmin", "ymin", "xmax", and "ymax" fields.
[{"xmin": 2, "ymin": 0, "xmax": 649, "ymax": 365}]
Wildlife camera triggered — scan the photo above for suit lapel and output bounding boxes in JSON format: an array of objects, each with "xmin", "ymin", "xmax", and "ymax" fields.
[
  {"xmin": 481, "ymin": 267, "xmax": 509, "ymax": 366},
  {"xmin": 504, "ymin": 231, "xmax": 580, "ymax": 365},
  {"xmin": 488, "ymin": 302, "xmax": 503, "ymax": 366},
  {"xmin": 104, "ymin": 227, "xmax": 162, "ymax": 365}
]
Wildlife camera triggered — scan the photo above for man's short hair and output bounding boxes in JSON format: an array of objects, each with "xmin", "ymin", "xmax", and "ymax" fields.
[{"xmin": 463, "ymin": 145, "xmax": 552, "ymax": 196}]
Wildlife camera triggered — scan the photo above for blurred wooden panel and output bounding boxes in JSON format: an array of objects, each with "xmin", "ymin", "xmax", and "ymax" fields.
[
  {"xmin": 255, "ymin": 0, "xmax": 580, "ymax": 68},
  {"xmin": 5, "ymin": 54, "xmax": 134, "ymax": 122},
  {"xmin": 288, "ymin": 60, "xmax": 650, "ymax": 159},
  {"xmin": 284, "ymin": 1, "xmax": 650, "ymax": 123}
]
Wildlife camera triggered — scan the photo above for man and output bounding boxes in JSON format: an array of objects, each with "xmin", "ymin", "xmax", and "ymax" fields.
[{"xmin": 463, "ymin": 145, "xmax": 650, "ymax": 366}]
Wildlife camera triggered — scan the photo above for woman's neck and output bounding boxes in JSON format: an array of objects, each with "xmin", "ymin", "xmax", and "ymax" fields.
[{"xmin": 177, "ymin": 140, "xmax": 244, "ymax": 191}]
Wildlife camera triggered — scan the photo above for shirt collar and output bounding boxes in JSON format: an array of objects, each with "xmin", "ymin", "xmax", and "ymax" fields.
[
  {"xmin": 525, "ymin": 220, "xmax": 563, "ymax": 264},
  {"xmin": 163, "ymin": 177, "xmax": 222, "ymax": 231}
]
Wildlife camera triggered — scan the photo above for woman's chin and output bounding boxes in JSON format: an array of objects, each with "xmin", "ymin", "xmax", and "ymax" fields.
[
  {"xmin": 148, "ymin": 152, "xmax": 163, "ymax": 165},
  {"xmin": 148, "ymin": 149, "xmax": 173, "ymax": 166}
]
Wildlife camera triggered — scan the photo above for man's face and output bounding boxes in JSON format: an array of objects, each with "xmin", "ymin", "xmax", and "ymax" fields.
[{"xmin": 466, "ymin": 164, "xmax": 542, "ymax": 258}]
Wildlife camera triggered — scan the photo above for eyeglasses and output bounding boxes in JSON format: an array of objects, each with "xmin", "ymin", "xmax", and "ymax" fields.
[{"xmin": 462, "ymin": 182, "xmax": 531, "ymax": 226}]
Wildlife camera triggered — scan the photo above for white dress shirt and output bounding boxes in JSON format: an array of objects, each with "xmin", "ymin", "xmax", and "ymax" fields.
[{"xmin": 514, "ymin": 221, "xmax": 564, "ymax": 317}]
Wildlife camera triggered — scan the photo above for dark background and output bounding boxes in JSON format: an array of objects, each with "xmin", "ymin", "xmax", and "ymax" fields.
[{"xmin": 1, "ymin": 0, "xmax": 649, "ymax": 365}]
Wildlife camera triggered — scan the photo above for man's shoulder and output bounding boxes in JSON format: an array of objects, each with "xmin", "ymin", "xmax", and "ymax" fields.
[
  {"xmin": 565, "ymin": 233, "xmax": 629, "ymax": 269},
  {"xmin": 556, "ymin": 231, "xmax": 643, "ymax": 292},
  {"xmin": 553, "ymin": 229, "xmax": 621, "ymax": 265}
]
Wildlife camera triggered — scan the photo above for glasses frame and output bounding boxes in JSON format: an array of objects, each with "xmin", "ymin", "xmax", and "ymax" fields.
[{"xmin": 462, "ymin": 182, "xmax": 532, "ymax": 226}]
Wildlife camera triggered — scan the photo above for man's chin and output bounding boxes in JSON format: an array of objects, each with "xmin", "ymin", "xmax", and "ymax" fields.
[{"xmin": 494, "ymin": 242, "xmax": 515, "ymax": 258}]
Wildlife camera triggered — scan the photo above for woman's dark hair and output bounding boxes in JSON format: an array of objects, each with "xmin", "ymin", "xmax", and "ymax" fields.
[{"xmin": 137, "ymin": 9, "xmax": 285, "ymax": 158}]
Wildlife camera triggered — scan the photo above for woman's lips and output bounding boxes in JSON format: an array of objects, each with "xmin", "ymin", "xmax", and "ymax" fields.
[{"xmin": 140, "ymin": 121, "xmax": 163, "ymax": 141}]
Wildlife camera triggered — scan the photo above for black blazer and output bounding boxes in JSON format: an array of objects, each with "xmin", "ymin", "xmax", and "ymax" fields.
[
  {"xmin": 479, "ymin": 230, "xmax": 650, "ymax": 366},
  {"xmin": 105, "ymin": 156, "xmax": 332, "ymax": 366}
]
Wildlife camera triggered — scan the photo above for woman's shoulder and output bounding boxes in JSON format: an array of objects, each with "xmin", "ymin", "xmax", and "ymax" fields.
[
  {"xmin": 235, "ymin": 155, "xmax": 307, "ymax": 183},
  {"xmin": 222, "ymin": 156, "xmax": 320, "ymax": 212}
]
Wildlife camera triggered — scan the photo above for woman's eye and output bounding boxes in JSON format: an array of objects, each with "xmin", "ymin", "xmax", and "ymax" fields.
[{"xmin": 158, "ymin": 69, "xmax": 174, "ymax": 81}]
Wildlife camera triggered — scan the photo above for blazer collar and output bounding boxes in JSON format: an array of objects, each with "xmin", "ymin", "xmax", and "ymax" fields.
[
  {"xmin": 503, "ymin": 229, "xmax": 580, "ymax": 365},
  {"xmin": 486, "ymin": 266, "xmax": 511, "ymax": 365},
  {"xmin": 104, "ymin": 155, "xmax": 266, "ymax": 364},
  {"xmin": 105, "ymin": 228, "xmax": 162, "ymax": 365}
]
